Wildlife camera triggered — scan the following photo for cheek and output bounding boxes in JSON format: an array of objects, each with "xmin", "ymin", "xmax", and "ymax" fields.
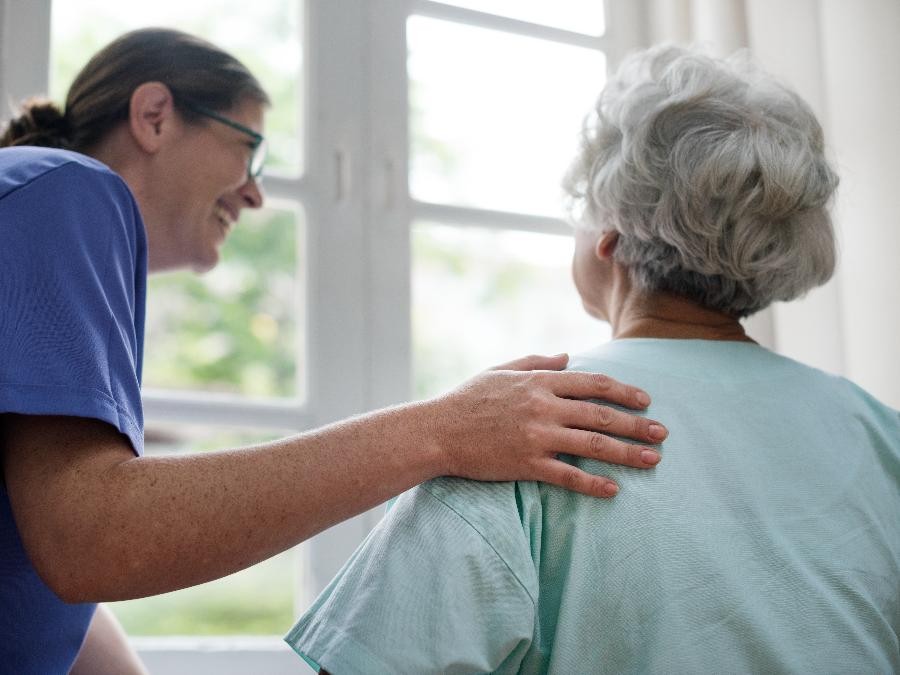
[
  {"xmin": 571, "ymin": 250, "xmax": 583, "ymax": 289},
  {"xmin": 190, "ymin": 142, "xmax": 247, "ymax": 198},
  {"xmin": 226, "ymin": 154, "xmax": 248, "ymax": 187},
  {"xmin": 220, "ymin": 143, "xmax": 253, "ymax": 187},
  {"xmin": 571, "ymin": 235, "xmax": 611, "ymax": 315},
  {"xmin": 571, "ymin": 248, "xmax": 593, "ymax": 301},
  {"xmin": 211, "ymin": 155, "xmax": 244, "ymax": 189},
  {"xmin": 572, "ymin": 234, "xmax": 596, "ymax": 285}
]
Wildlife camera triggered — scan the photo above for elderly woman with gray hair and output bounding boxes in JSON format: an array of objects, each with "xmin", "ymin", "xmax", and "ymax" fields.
[{"xmin": 284, "ymin": 46, "xmax": 900, "ymax": 674}]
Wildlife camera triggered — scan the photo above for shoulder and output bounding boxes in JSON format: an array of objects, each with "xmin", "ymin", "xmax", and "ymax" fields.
[
  {"xmin": 417, "ymin": 477, "xmax": 540, "ymax": 598},
  {"xmin": 0, "ymin": 147, "xmax": 143, "ymax": 253},
  {"xmin": 1, "ymin": 147, "xmax": 116, "ymax": 192},
  {"xmin": 566, "ymin": 339, "xmax": 676, "ymax": 382},
  {"xmin": 828, "ymin": 375, "xmax": 900, "ymax": 434},
  {"xmin": 759, "ymin": 348, "xmax": 900, "ymax": 425},
  {"xmin": 0, "ymin": 147, "xmax": 135, "ymax": 213}
]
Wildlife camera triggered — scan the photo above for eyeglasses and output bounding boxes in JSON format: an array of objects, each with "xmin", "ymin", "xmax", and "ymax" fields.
[{"xmin": 179, "ymin": 101, "xmax": 267, "ymax": 180}]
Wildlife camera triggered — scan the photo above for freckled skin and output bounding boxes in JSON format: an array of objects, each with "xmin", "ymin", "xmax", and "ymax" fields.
[{"xmin": 2, "ymin": 351, "xmax": 664, "ymax": 602}]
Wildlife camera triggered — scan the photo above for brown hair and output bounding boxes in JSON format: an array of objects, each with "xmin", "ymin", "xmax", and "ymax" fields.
[{"xmin": 1, "ymin": 27, "xmax": 270, "ymax": 151}]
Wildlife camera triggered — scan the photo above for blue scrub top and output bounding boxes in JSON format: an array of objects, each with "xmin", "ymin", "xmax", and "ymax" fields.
[{"xmin": 0, "ymin": 147, "xmax": 147, "ymax": 673}]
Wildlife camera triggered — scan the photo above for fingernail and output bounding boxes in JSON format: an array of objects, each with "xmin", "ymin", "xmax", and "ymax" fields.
[
  {"xmin": 648, "ymin": 424, "xmax": 667, "ymax": 441},
  {"xmin": 603, "ymin": 483, "xmax": 619, "ymax": 497},
  {"xmin": 641, "ymin": 450, "xmax": 661, "ymax": 465},
  {"xmin": 636, "ymin": 391, "xmax": 651, "ymax": 407}
]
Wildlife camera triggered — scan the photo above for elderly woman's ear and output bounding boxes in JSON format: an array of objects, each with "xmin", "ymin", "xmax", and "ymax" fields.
[{"xmin": 595, "ymin": 230, "xmax": 620, "ymax": 261}]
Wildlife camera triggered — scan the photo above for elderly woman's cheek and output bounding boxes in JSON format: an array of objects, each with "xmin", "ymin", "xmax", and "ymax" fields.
[{"xmin": 571, "ymin": 241, "xmax": 608, "ymax": 321}]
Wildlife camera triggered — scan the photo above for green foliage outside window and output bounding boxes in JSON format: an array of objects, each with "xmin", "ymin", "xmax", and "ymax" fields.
[{"xmin": 144, "ymin": 207, "xmax": 301, "ymax": 398}]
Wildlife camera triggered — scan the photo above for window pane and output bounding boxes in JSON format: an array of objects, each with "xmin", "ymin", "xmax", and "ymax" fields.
[
  {"xmin": 436, "ymin": 0, "xmax": 606, "ymax": 35},
  {"xmin": 108, "ymin": 424, "xmax": 296, "ymax": 636},
  {"xmin": 50, "ymin": 0, "xmax": 304, "ymax": 176},
  {"xmin": 413, "ymin": 223, "xmax": 610, "ymax": 399},
  {"xmin": 409, "ymin": 16, "xmax": 606, "ymax": 216},
  {"xmin": 144, "ymin": 206, "xmax": 305, "ymax": 400}
]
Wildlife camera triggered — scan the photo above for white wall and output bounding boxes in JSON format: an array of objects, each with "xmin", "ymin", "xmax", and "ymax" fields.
[
  {"xmin": 0, "ymin": 0, "xmax": 51, "ymax": 108},
  {"xmin": 819, "ymin": 0, "xmax": 900, "ymax": 408},
  {"xmin": 744, "ymin": 0, "xmax": 847, "ymax": 376}
]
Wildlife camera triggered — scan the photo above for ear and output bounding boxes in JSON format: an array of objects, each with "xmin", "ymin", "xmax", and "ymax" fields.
[
  {"xmin": 128, "ymin": 82, "xmax": 177, "ymax": 154},
  {"xmin": 594, "ymin": 230, "xmax": 620, "ymax": 261}
]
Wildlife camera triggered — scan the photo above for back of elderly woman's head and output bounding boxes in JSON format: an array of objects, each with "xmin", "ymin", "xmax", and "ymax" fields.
[{"xmin": 564, "ymin": 45, "xmax": 838, "ymax": 318}]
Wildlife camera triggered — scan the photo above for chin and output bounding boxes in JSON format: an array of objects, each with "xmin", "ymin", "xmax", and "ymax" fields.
[{"xmin": 191, "ymin": 249, "xmax": 221, "ymax": 274}]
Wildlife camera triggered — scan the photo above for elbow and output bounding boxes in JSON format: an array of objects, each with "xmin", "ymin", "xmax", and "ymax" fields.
[
  {"xmin": 13, "ymin": 498, "xmax": 137, "ymax": 602},
  {"xmin": 29, "ymin": 543, "xmax": 101, "ymax": 604},
  {"xmin": 21, "ymin": 526, "xmax": 123, "ymax": 603},
  {"xmin": 38, "ymin": 555, "xmax": 135, "ymax": 604},
  {"xmin": 48, "ymin": 577, "xmax": 91, "ymax": 605}
]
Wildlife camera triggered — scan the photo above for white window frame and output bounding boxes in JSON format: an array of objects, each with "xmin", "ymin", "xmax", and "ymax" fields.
[{"xmin": 1, "ymin": 0, "xmax": 639, "ymax": 671}]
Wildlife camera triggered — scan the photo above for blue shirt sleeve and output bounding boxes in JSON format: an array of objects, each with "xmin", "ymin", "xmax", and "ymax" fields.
[{"xmin": 0, "ymin": 156, "xmax": 147, "ymax": 454}]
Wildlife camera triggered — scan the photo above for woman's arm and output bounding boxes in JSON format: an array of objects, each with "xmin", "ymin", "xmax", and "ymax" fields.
[
  {"xmin": 1, "ymin": 355, "xmax": 664, "ymax": 602},
  {"xmin": 69, "ymin": 605, "xmax": 148, "ymax": 675}
]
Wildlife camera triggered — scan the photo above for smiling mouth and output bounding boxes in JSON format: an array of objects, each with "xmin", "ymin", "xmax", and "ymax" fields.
[{"xmin": 213, "ymin": 202, "xmax": 237, "ymax": 231}]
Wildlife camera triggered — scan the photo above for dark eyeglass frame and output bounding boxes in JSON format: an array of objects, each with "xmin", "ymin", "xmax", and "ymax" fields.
[{"xmin": 179, "ymin": 100, "xmax": 267, "ymax": 180}]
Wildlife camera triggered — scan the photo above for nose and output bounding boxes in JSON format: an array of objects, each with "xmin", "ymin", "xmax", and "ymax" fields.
[{"xmin": 238, "ymin": 175, "xmax": 264, "ymax": 209}]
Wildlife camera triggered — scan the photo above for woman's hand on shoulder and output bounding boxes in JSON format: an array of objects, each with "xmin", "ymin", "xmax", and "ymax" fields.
[{"xmin": 428, "ymin": 353, "xmax": 667, "ymax": 498}]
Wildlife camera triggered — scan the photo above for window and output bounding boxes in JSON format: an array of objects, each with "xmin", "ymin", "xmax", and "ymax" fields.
[
  {"xmin": 407, "ymin": 5, "xmax": 612, "ymax": 398},
  {"xmin": 1, "ymin": 1, "xmax": 625, "ymax": 671}
]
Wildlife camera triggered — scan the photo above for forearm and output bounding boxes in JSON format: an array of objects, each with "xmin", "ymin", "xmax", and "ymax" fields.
[
  {"xmin": 6, "ymin": 357, "xmax": 665, "ymax": 603},
  {"xmin": 43, "ymin": 400, "xmax": 446, "ymax": 602},
  {"xmin": 69, "ymin": 604, "xmax": 148, "ymax": 675}
]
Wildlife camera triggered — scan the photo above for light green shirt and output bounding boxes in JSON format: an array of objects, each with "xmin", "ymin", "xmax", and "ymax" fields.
[{"xmin": 286, "ymin": 340, "xmax": 900, "ymax": 674}]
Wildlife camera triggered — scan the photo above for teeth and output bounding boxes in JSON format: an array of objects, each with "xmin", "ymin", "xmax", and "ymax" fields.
[{"xmin": 214, "ymin": 205, "xmax": 233, "ymax": 229}]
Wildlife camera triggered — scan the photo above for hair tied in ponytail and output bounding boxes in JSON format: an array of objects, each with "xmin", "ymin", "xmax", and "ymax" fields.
[{"xmin": 1, "ymin": 99, "xmax": 73, "ymax": 149}]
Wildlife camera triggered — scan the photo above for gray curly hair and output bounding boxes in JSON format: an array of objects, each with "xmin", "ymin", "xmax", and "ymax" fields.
[{"xmin": 564, "ymin": 45, "xmax": 838, "ymax": 317}]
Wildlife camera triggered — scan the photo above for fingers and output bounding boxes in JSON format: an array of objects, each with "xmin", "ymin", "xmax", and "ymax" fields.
[
  {"xmin": 490, "ymin": 353, "xmax": 569, "ymax": 372},
  {"xmin": 542, "ymin": 370, "xmax": 651, "ymax": 410},
  {"xmin": 553, "ymin": 427, "xmax": 662, "ymax": 469},
  {"xmin": 533, "ymin": 460, "xmax": 620, "ymax": 498},
  {"xmin": 556, "ymin": 399, "xmax": 667, "ymax": 444}
]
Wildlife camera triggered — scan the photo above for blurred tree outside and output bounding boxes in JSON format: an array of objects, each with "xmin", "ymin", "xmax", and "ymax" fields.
[
  {"xmin": 407, "ymin": 14, "xmax": 609, "ymax": 399},
  {"xmin": 412, "ymin": 224, "xmax": 609, "ymax": 399},
  {"xmin": 144, "ymin": 207, "xmax": 301, "ymax": 398},
  {"xmin": 110, "ymin": 551, "xmax": 295, "ymax": 635},
  {"xmin": 110, "ymin": 552, "xmax": 294, "ymax": 636}
]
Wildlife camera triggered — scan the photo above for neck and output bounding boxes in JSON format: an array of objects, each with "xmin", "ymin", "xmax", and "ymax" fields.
[
  {"xmin": 85, "ymin": 130, "xmax": 172, "ymax": 273},
  {"xmin": 602, "ymin": 266, "xmax": 755, "ymax": 343}
]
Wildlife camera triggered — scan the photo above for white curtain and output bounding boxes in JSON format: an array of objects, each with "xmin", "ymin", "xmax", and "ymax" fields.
[{"xmin": 609, "ymin": 0, "xmax": 900, "ymax": 408}]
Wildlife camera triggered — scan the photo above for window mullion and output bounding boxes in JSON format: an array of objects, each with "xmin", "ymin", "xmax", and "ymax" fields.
[
  {"xmin": 414, "ymin": 200, "xmax": 571, "ymax": 237},
  {"xmin": 303, "ymin": 0, "xmax": 369, "ymax": 427},
  {"xmin": 364, "ymin": 0, "xmax": 413, "ymax": 413},
  {"xmin": 0, "ymin": 0, "xmax": 52, "ymax": 107},
  {"xmin": 412, "ymin": 0, "xmax": 609, "ymax": 50},
  {"xmin": 300, "ymin": 0, "xmax": 387, "ymax": 608}
]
